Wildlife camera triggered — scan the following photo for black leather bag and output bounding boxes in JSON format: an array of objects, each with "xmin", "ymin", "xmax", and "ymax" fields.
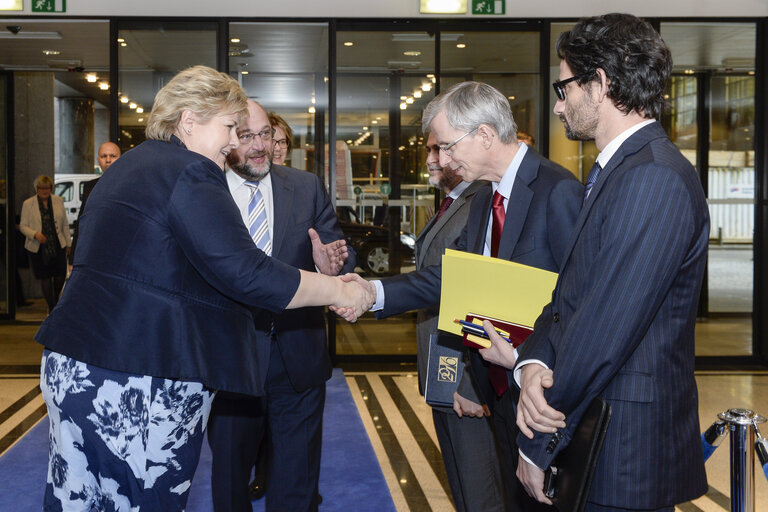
[{"xmin": 544, "ymin": 397, "xmax": 612, "ymax": 512}]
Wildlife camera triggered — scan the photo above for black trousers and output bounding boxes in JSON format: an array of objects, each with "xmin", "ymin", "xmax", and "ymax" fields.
[{"xmin": 208, "ymin": 344, "xmax": 325, "ymax": 512}]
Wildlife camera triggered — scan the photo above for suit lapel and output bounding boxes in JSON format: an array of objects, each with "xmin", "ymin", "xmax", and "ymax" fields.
[
  {"xmin": 497, "ymin": 150, "xmax": 537, "ymax": 259},
  {"xmin": 269, "ymin": 165, "xmax": 293, "ymax": 257},
  {"xmin": 471, "ymin": 189, "xmax": 492, "ymax": 255},
  {"xmin": 558, "ymin": 122, "xmax": 668, "ymax": 267}
]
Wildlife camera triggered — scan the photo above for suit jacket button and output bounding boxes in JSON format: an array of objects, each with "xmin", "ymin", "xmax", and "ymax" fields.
[{"xmin": 553, "ymin": 312, "xmax": 560, "ymax": 323}]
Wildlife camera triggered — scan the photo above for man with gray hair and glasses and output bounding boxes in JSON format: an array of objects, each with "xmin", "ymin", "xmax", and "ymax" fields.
[{"xmin": 343, "ymin": 81, "xmax": 583, "ymax": 510}]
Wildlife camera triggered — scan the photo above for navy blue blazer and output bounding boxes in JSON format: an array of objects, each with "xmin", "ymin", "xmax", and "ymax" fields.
[
  {"xmin": 378, "ymin": 148, "xmax": 583, "ymax": 404},
  {"xmin": 517, "ymin": 122, "xmax": 709, "ymax": 508},
  {"xmin": 36, "ymin": 138, "xmax": 301, "ymax": 396},
  {"xmin": 248, "ymin": 164, "xmax": 356, "ymax": 393}
]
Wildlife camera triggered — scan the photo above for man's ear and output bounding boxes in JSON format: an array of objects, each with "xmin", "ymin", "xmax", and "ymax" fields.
[
  {"xmin": 595, "ymin": 68, "xmax": 611, "ymax": 102},
  {"xmin": 477, "ymin": 124, "xmax": 495, "ymax": 148}
]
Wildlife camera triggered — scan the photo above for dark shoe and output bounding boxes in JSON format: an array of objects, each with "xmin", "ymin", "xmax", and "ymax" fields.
[{"xmin": 248, "ymin": 478, "xmax": 266, "ymax": 501}]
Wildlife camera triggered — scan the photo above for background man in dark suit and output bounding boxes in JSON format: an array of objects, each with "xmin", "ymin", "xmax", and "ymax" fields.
[
  {"xmin": 351, "ymin": 81, "xmax": 583, "ymax": 510},
  {"xmin": 68, "ymin": 141, "xmax": 121, "ymax": 265},
  {"xmin": 510, "ymin": 14, "xmax": 709, "ymax": 510},
  {"xmin": 414, "ymin": 131, "xmax": 502, "ymax": 512},
  {"xmin": 207, "ymin": 100, "xmax": 356, "ymax": 512}
]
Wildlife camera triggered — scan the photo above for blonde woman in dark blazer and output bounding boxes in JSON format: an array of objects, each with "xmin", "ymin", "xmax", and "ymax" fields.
[{"xmin": 19, "ymin": 175, "xmax": 71, "ymax": 312}]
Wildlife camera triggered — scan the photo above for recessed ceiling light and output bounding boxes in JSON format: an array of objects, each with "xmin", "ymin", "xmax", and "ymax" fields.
[
  {"xmin": 136, "ymin": 107, "xmax": 144, "ymax": 113},
  {"xmin": 98, "ymin": 82, "xmax": 110, "ymax": 90},
  {"xmin": 230, "ymin": 38, "xmax": 240, "ymax": 43},
  {"xmin": 138, "ymin": 118, "xmax": 144, "ymax": 122},
  {"xmin": 41, "ymin": 49, "xmax": 60, "ymax": 55},
  {"xmin": 413, "ymin": 91, "xmax": 422, "ymax": 98},
  {"xmin": 421, "ymin": 83, "xmax": 432, "ymax": 92},
  {"xmin": 241, "ymin": 70, "xmax": 249, "ymax": 75},
  {"xmin": 129, "ymin": 102, "xmax": 137, "ymax": 109},
  {"xmin": 308, "ymin": 106, "xmax": 316, "ymax": 114},
  {"xmin": 406, "ymin": 97, "xmax": 414, "ymax": 104},
  {"xmin": 456, "ymin": 43, "xmax": 466, "ymax": 49},
  {"xmin": 117, "ymin": 38, "xmax": 125, "ymax": 43},
  {"xmin": 86, "ymin": 73, "xmax": 97, "ymax": 83},
  {"xmin": 120, "ymin": 42, "xmax": 127, "ymax": 47},
  {"xmin": 508, "ymin": 95, "xmax": 515, "ymax": 100},
  {"xmin": 343, "ymin": 41, "xmax": 354, "ymax": 47},
  {"xmin": 372, "ymin": 120, "xmax": 378, "ymax": 125},
  {"xmin": 120, "ymin": 96, "xmax": 129, "ymax": 104},
  {"xmin": 400, "ymin": 103, "xmax": 407, "ymax": 110},
  {"xmin": 403, "ymin": 51, "xmax": 421, "ymax": 56}
]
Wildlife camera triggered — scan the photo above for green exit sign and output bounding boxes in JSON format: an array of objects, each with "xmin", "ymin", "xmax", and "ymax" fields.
[
  {"xmin": 472, "ymin": 0, "xmax": 504, "ymax": 15},
  {"xmin": 32, "ymin": 0, "xmax": 66, "ymax": 12}
]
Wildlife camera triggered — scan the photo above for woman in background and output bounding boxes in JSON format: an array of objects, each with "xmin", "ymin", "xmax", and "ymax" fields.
[
  {"xmin": 19, "ymin": 175, "xmax": 70, "ymax": 312},
  {"xmin": 37, "ymin": 65, "xmax": 370, "ymax": 512},
  {"xmin": 269, "ymin": 111, "xmax": 293, "ymax": 166}
]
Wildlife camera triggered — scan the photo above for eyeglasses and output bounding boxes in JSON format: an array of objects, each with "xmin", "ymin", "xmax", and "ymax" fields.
[
  {"xmin": 438, "ymin": 128, "xmax": 477, "ymax": 156},
  {"xmin": 552, "ymin": 74, "xmax": 590, "ymax": 101},
  {"xmin": 238, "ymin": 128, "xmax": 274, "ymax": 144},
  {"xmin": 273, "ymin": 139, "xmax": 288, "ymax": 149}
]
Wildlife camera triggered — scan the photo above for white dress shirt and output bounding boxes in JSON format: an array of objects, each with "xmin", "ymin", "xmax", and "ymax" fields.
[{"xmin": 225, "ymin": 167, "xmax": 274, "ymax": 243}]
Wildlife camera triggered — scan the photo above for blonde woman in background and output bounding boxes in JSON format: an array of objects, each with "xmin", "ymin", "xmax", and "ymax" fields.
[{"xmin": 19, "ymin": 175, "xmax": 71, "ymax": 312}]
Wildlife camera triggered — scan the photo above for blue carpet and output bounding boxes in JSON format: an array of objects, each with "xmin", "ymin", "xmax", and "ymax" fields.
[{"xmin": 0, "ymin": 368, "xmax": 395, "ymax": 512}]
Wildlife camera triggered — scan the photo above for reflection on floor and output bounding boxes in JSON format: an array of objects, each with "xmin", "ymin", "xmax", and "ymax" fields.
[
  {"xmin": 349, "ymin": 370, "xmax": 768, "ymax": 512},
  {"xmin": 2, "ymin": 300, "xmax": 767, "ymax": 511}
]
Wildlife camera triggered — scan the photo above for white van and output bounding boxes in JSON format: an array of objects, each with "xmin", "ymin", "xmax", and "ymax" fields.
[{"xmin": 54, "ymin": 173, "xmax": 100, "ymax": 229}]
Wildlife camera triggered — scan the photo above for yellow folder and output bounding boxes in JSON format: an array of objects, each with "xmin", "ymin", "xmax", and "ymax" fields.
[{"xmin": 437, "ymin": 249, "xmax": 559, "ymax": 337}]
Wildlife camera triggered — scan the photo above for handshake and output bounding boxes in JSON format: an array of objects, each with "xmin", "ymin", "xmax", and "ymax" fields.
[{"xmin": 330, "ymin": 273, "xmax": 377, "ymax": 323}]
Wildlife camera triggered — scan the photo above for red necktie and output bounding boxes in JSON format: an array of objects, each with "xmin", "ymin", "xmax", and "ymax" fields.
[
  {"xmin": 488, "ymin": 190, "xmax": 509, "ymax": 395},
  {"xmin": 490, "ymin": 191, "xmax": 505, "ymax": 258},
  {"xmin": 435, "ymin": 196, "xmax": 454, "ymax": 221}
]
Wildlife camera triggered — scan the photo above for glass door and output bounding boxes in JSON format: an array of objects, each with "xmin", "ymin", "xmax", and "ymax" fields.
[{"xmin": 661, "ymin": 22, "xmax": 757, "ymax": 357}]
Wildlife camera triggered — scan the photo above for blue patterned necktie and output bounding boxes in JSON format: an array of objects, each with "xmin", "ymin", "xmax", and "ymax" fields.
[
  {"xmin": 245, "ymin": 181, "xmax": 271, "ymax": 256},
  {"xmin": 583, "ymin": 161, "xmax": 602, "ymax": 203}
]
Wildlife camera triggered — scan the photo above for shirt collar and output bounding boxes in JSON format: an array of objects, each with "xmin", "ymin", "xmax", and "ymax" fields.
[
  {"xmin": 492, "ymin": 142, "xmax": 528, "ymax": 199},
  {"xmin": 225, "ymin": 166, "xmax": 272, "ymax": 194},
  {"xmin": 447, "ymin": 180, "xmax": 471, "ymax": 200},
  {"xmin": 596, "ymin": 119, "xmax": 655, "ymax": 169}
]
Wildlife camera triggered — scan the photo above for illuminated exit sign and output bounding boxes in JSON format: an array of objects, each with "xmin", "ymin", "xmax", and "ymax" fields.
[
  {"xmin": 472, "ymin": 0, "xmax": 504, "ymax": 14},
  {"xmin": 32, "ymin": 0, "xmax": 66, "ymax": 12}
]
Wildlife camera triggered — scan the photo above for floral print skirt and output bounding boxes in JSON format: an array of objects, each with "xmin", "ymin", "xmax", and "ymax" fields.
[{"xmin": 40, "ymin": 350, "xmax": 215, "ymax": 511}]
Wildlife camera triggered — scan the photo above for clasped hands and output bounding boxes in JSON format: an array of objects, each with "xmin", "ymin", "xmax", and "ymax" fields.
[
  {"xmin": 330, "ymin": 273, "xmax": 375, "ymax": 323},
  {"xmin": 476, "ymin": 322, "xmax": 566, "ymax": 504}
]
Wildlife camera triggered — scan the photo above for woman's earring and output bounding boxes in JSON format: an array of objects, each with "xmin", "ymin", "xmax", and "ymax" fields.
[{"xmin": 186, "ymin": 128, "xmax": 192, "ymax": 134}]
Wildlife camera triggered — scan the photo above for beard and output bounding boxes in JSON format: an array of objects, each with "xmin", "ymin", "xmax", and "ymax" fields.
[
  {"xmin": 227, "ymin": 151, "xmax": 271, "ymax": 181},
  {"xmin": 560, "ymin": 92, "xmax": 599, "ymax": 141},
  {"xmin": 428, "ymin": 164, "xmax": 460, "ymax": 190}
]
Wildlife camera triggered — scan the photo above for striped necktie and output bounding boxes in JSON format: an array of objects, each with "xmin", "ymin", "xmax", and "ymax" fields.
[
  {"xmin": 583, "ymin": 161, "xmax": 602, "ymax": 203},
  {"xmin": 245, "ymin": 181, "xmax": 271, "ymax": 256}
]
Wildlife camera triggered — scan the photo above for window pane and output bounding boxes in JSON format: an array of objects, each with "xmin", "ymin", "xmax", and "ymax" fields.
[
  {"xmin": 229, "ymin": 22, "xmax": 328, "ymax": 174},
  {"xmin": 117, "ymin": 23, "xmax": 217, "ymax": 151},
  {"xmin": 662, "ymin": 22, "xmax": 756, "ymax": 356}
]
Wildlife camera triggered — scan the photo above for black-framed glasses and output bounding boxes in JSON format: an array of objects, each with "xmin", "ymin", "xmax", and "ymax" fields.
[
  {"xmin": 273, "ymin": 139, "xmax": 288, "ymax": 149},
  {"xmin": 438, "ymin": 127, "xmax": 478, "ymax": 156},
  {"xmin": 553, "ymin": 74, "xmax": 589, "ymax": 101},
  {"xmin": 238, "ymin": 128, "xmax": 274, "ymax": 144}
]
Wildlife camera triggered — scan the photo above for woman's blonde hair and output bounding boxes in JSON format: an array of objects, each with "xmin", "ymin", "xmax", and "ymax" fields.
[
  {"xmin": 34, "ymin": 175, "xmax": 54, "ymax": 191},
  {"xmin": 146, "ymin": 65, "xmax": 248, "ymax": 141}
]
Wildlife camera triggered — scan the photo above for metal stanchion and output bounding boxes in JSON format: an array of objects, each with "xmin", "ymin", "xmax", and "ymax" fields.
[{"xmin": 716, "ymin": 408, "xmax": 767, "ymax": 512}]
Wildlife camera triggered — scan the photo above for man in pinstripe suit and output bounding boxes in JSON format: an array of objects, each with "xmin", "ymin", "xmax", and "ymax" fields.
[{"xmin": 504, "ymin": 13, "xmax": 709, "ymax": 511}]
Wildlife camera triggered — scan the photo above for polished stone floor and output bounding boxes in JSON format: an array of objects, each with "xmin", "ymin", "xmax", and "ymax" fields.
[{"xmin": 2, "ymin": 300, "xmax": 767, "ymax": 511}]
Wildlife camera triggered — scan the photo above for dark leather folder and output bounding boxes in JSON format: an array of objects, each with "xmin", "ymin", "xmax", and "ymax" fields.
[
  {"xmin": 544, "ymin": 397, "xmax": 612, "ymax": 512},
  {"xmin": 424, "ymin": 332, "xmax": 465, "ymax": 408}
]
